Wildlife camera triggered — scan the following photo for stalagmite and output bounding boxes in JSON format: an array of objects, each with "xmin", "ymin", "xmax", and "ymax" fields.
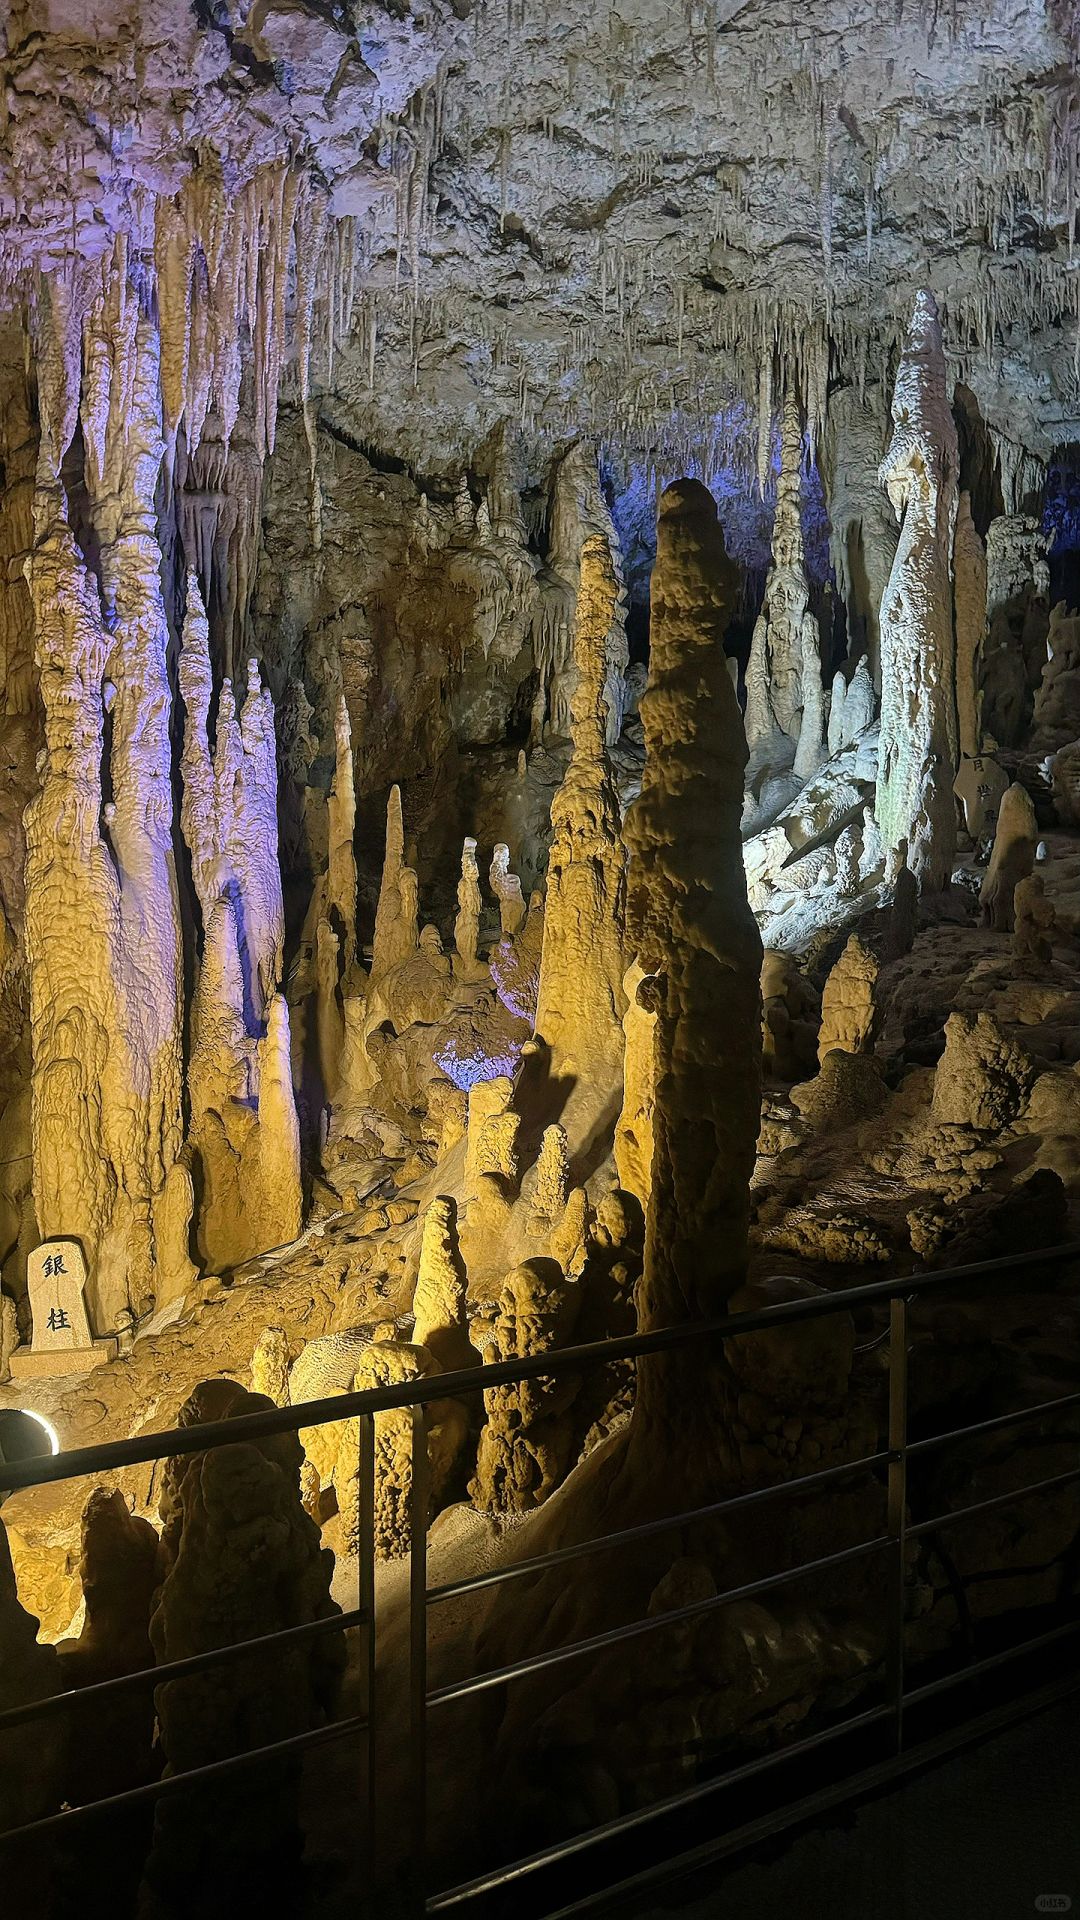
[
  {"xmin": 744, "ymin": 396, "xmax": 825, "ymax": 780},
  {"xmin": 532, "ymin": 533, "xmax": 627, "ymax": 1128},
  {"xmin": 527, "ymin": 1124, "xmax": 570, "ymax": 1232},
  {"xmin": 874, "ymin": 291, "xmax": 959, "ymax": 893},
  {"xmin": 454, "ymin": 837, "xmax": 483, "ymax": 975},
  {"xmin": 178, "ymin": 570, "xmax": 300, "ymax": 1269},
  {"xmin": 980, "ymin": 783, "xmax": 1038, "ymax": 933},
  {"xmin": 818, "ymin": 934, "xmax": 879, "ymax": 1061},
  {"xmin": 371, "ymin": 786, "xmax": 419, "ymax": 980},
  {"xmin": 489, "ymin": 844, "xmax": 526, "ymax": 934},
  {"xmin": 624, "ymin": 479, "xmax": 763, "ymax": 1386},
  {"xmin": 326, "ymin": 695, "xmax": 359, "ymax": 975},
  {"xmin": 614, "ymin": 958, "xmax": 659, "ymax": 1213},
  {"xmin": 530, "ymin": 443, "xmax": 629, "ymax": 746},
  {"xmin": 24, "ymin": 300, "xmax": 187, "ymax": 1331},
  {"xmin": 411, "ymin": 1195, "xmax": 469, "ymax": 1367}
]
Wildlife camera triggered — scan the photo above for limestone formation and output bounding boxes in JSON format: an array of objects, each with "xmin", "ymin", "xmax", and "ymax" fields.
[
  {"xmin": 982, "ymin": 516, "xmax": 1051, "ymax": 746},
  {"xmin": 533, "ymin": 533, "xmax": 628, "ymax": 1125},
  {"xmin": 761, "ymin": 950, "xmax": 820, "ymax": 1081},
  {"xmin": 875, "ymin": 291, "xmax": 959, "ymax": 892},
  {"xmin": 454, "ymin": 837, "xmax": 484, "ymax": 976},
  {"xmin": 1013, "ymin": 874, "xmax": 1056, "ymax": 968},
  {"xmin": 471, "ymin": 1260, "xmax": 582, "ymax": 1513},
  {"xmin": 371, "ymin": 786, "xmax": 419, "ymax": 981},
  {"xmin": 954, "ymin": 492, "xmax": 987, "ymax": 760},
  {"xmin": 489, "ymin": 844, "xmax": 526, "ymax": 935},
  {"xmin": 980, "ymin": 783, "xmax": 1038, "ymax": 933},
  {"xmin": 149, "ymin": 1380, "xmax": 343, "ymax": 1896},
  {"xmin": 823, "ymin": 383, "xmax": 898, "ymax": 685},
  {"xmin": 411, "ymin": 1195, "xmax": 470, "ymax": 1369},
  {"xmin": 9, "ymin": 7, "xmax": 1080, "ymax": 1887},
  {"xmin": 325, "ymin": 694, "xmax": 359, "ymax": 976},
  {"xmin": 931, "ymin": 1013, "xmax": 1033, "ymax": 1133},
  {"xmin": 614, "ymin": 960, "xmax": 660, "ymax": 1213},
  {"xmin": 624, "ymin": 479, "xmax": 763, "ymax": 1362},
  {"xmin": 744, "ymin": 397, "xmax": 826, "ymax": 800},
  {"xmin": 24, "ymin": 300, "xmax": 187, "ymax": 1331},
  {"xmin": 817, "ymin": 935, "xmax": 880, "ymax": 1062},
  {"xmin": 527, "ymin": 1124, "xmax": 571, "ymax": 1233},
  {"xmin": 531, "ymin": 443, "xmax": 629, "ymax": 747},
  {"xmin": 0, "ymin": 1517, "xmax": 61, "ymax": 1833}
]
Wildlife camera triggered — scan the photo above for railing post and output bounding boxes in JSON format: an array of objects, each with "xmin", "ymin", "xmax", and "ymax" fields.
[
  {"xmin": 409, "ymin": 1401, "xmax": 431, "ymax": 1920},
  {"xmin": 358, "ymin": 1411, "xmax": 377, "ymax": 1920},
  {"xmin": 886, "ymin": 1293, "xmax": 909, "ymax": 1754}
]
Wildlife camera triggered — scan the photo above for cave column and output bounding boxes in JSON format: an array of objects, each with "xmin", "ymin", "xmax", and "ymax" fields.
[{"xmin": 874, "ymin": 289, "xmax": 959, "ymax": 893}]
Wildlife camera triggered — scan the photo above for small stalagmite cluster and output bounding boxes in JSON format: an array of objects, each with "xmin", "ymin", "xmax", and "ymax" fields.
[{"xmin": 3, "ymin": 2, "xmax": 1080, "ymax": 1903}]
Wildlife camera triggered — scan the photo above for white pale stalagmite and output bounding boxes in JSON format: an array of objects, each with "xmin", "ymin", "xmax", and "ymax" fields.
[
  {"xmin": 875, "ymin": 290, "xmax": 959, "ymax": 893},
  {"xmin": 744, "ymin": 395, "xmax": 825, "ymax": 776},
  {"xmin": 489, "ymin": 844, "xmax": 526, "ymax": 935}
]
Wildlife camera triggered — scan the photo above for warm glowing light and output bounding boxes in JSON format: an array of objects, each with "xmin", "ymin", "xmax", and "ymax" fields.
[{"xmin": 12, "ymin": 1406, "xmax": 60, "ymax": 1455}]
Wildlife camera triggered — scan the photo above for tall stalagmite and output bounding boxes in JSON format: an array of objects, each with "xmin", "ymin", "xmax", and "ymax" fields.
[
  {"xmin": 24, "ymin": 293, "xmax": 186, "ymax": 1331},
  {"xmin": 178, "ymin": 571, "xmax": 301, "ymax": 1270},
  {"xmin": 875, "ymin": 290, "xmax": 959, "ymax": 892},
  {"xmin": 532, "ymin": 532, "xmax": 627, "ymax": 1142},
  {"xmin": 624, "ymin": 480, "xmax": 763, "ymax": 1395},
  {"xmin": 744, "ymin": 396, "xmax": 826, "ymax": 778}
]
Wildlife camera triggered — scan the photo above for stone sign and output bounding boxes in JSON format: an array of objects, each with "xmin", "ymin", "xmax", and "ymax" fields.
[
  {"xmin": 954, "ymin": 753, "xmax": 1010, "ymax": 842},
  {"xmin": 9, "ymin": 1240, "xmax": 117, "ymax": 1379}
]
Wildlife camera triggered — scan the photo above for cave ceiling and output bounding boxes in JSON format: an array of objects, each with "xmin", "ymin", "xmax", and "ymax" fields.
[{"xmin": 3, "ymin": 1, "xmax": 1080, "ymax": 476}]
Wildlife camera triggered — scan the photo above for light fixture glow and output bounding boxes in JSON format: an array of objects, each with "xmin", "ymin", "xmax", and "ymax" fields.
[{"xmin": 17, "ymin": 1407, "xmax": 60, "ymax": 1455}]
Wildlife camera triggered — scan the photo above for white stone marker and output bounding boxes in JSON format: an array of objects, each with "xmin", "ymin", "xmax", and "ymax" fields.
[
  {"xmin": 9, "ymin": 1240, "xmax": 117, "ymax": 1379},
  {"xmin": 954, "ymin": 753, "xmax": 1010, "ymax": 843}
]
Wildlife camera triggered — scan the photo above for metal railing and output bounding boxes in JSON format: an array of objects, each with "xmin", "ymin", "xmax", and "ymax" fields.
[{"xmin": 2, "ymin": 1239, "xmax": 1080, "ymax": 1916}]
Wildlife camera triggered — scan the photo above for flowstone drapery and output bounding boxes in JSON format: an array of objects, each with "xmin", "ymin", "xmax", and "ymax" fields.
[{"xmin": 875, "ymin": 290, "xmax": 960, "ymax": 893}]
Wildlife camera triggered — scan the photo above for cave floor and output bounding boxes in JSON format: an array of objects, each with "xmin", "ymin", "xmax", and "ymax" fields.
[{"xmin": 636, "ymin": 1691, "xmax": 1080, "ymax": 1920}]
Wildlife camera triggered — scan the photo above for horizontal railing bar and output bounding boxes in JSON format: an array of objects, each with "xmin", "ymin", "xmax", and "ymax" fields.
[
  {"xmin": 6, "ymin": 1239, "xmax": 1079, "ymax": 1496},
  {"xmin": 908, "ymin": 1465, "xmax": 1080, "ymax": 1538},
  {"xmin": 0, "ymin": 1712, "xmax": 367, "ymax": 1848},
  {"xmin": 0, "ymin": 1605, "xmax": 364, "ymax": 1734},
  {"xmin": 425, "ymin": 1703, "xmax": 893, "ymax": 1911},
  {"xmin": 902, "ymin": 1618, "xmax": 1080, "ymax": 1706},
  {"xmin": 426, "ymin": 1450, "xmax": 892, "ymax": 1605},
  {"xmin": 427, "ymin": 1537, "xmax": 890, "ymax": 1706},
  {"xmin": 906, "ymin": 1388, "xmax": 1080, "ymax": 1456}
]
